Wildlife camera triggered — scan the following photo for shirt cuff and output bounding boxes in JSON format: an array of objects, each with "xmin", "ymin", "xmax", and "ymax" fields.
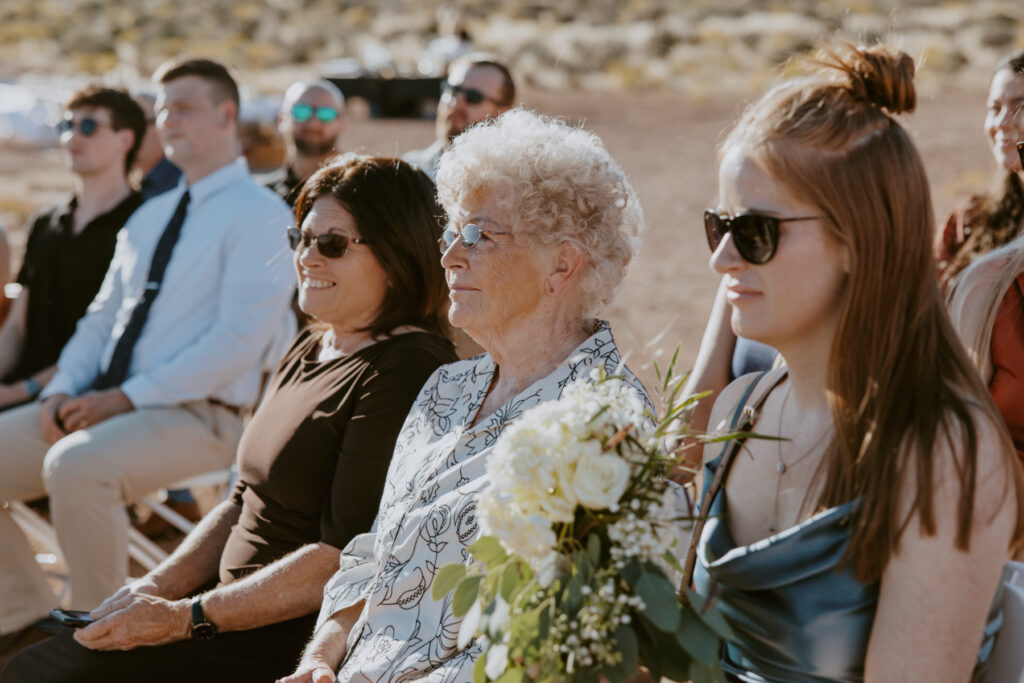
[
  {"xmin": 40, "ymin": 374, "xmax": 77, "ymax": 400},
  {"xmin": 316, "ymin": 532, "xmax": 378, "ymax": 630},
  {"xmin": 119, "ymin": 375, "xmax": 171, "ymax": 409}
]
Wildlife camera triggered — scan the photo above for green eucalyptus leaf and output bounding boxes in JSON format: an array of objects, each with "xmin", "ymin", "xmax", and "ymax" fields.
[
  {"xmin": 689, "ymin": 657, "xmax": 727, "ymax": 683},
  {"xmin": 432, "ymin": 564, "xmax": 468, "ymax": 600},
  {"xmin": 494, "ymin": 667, "xmax": 524, "ymax": 683},
  {"xmin": 565, "ymin": 574, "xmax": 584, "ymax": 613},
  {"xmin": 614, "ymin": 624, "xmax": 639, "ymax": 675},
  {"xmin": 677, "ymin": 609, "xmax": 722, "ymax": 666},
  {"xmin": 635, "ymin": 621, "xmax": 663, "ymax": 679},
  {"xmin": 639, "ymin": 618, "xmax": 691, "ymax": 681},
  {"xmin": 469, "ymin": 536, "xmax": 508, "ymax": 568},
  {"xmin": 500, "ymin": 561, "xmax": 521, "ymax": 602},
  {"xmin": 603, "ymin": 664, "xmax": 627, "ymax": 683},
  {"xmin": 538, "ymin": 603, "xmax": 551, "ymax": 640},
  {"xmin": 662, "ymin": 550, "xmax": 684, "ymax": 574},
  {"xmin": 634, "ymin": 572, "xmax": 680, "ymax": 632},
  {"xmin": 473, "ymin": 652, "xmax": 488, "ymax": 683},
  {"xmin": 684, "ymin": 588, "xmax": 735, "ymax": 640},
  {"xmin": 620, "ymin": 558, "xmax": 643, "ymax": 586},
  {"xmin": 587, "ymin": 533, "xmax": 601, "ymax": 566},
  {"xmin": 452, "ymin": 576, "xmax": 483, "ymax": 616}
]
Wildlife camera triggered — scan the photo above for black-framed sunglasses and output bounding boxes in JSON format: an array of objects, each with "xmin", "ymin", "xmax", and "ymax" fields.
[
  {"xmin": 438, "ymin": 223, "xmax": 513, "ymax": 253},
  {"xmin": 287, "ymin": 228, "xmax": 368, "ymax": 258},
  {"xmin": 56, "ymin": 117, "xmax": 110, "ymax": 138},
  {"xmin": 291, "ymin": 103, "xmax": 340, "ymax": 123},
  {"xmin": 441, "ymin": 82, "xmax": 500, "ymax": 106},
  {"xmin": 704, "ymin": 209, "xmax": 819, "ymax": 265}
]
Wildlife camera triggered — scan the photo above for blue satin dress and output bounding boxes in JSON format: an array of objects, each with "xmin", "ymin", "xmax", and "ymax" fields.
[{"xmin": 692, "ymin": 454, "xmax": 1003, "ymax": 682}]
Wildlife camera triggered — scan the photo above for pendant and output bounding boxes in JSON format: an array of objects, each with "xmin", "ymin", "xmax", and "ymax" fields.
[{"xmin": 776, "ymin": 462, "xmax": 786, "ymax": 474}]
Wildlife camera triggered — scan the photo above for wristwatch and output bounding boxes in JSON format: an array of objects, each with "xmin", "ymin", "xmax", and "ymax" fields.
[
  {"xmin": 22, "ymin": 377, "xmax": 41, "ymax": 400},
  {"xmin": 189, "ymin": 597, "xmax": 218, "ymax": 640}
]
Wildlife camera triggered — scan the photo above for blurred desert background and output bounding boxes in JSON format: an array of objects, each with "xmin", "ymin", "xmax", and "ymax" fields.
[{"xmin": 2, "ymin": 0, "xmax": 1023, "ymax": 390}]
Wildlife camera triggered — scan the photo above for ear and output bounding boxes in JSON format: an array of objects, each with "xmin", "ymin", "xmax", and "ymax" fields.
[
  {"xmin": 116, "ymin": 128, "xmax": 136, "ymax": 158},
  {"xmin": 220, "ymin": 100, "xmax": 238, "ymax": 128},
  {"xmin": 544, "ymin": 241, "xmax": 585, "ymax": 296},
  {"xmin": 841, "ymin": 243, "xmax": 851, "ymax": 274}
]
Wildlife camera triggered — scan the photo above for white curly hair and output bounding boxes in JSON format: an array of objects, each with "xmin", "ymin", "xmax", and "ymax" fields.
[{"xmin": 435, "ymin": 108, "xmax": 645, "ymax": 318}]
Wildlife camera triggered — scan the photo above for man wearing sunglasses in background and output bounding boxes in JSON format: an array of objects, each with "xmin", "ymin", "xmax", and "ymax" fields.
[
  {"xmin": 0, "ymin": 59, "xmax": 295, "ymax": 656},
  {"xmin": 264, "ymin": 80, "xmax": 346, "ymax": 206},
  {"xmin": 403, "ymin": 53, "xmax": 515, "ymax": 181},
  {"xmin": 0, "ymin": 87, "xmax": 145, "ymax": 420}
]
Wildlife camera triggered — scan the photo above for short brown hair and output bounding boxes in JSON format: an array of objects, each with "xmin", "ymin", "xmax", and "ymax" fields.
[
  {"xmin": 154, "ymin": 57, "xmax": 240, "ymax": 118},
  {"xmin": 294, "ymin": 154, "xmax": 451, "ymax": 339},
  {"xmin": 66, "ymin": 85, "xmax": 146, "ymax": 175},
  {"xmin": 452, "ymin": 53, "xmax": 516, "ymax": 106}
]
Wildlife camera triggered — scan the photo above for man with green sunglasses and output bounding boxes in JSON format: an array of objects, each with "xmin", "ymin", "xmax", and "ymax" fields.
[{"xmin": 264, "ymin": 80, "xmax": 346, "ymax": 206}]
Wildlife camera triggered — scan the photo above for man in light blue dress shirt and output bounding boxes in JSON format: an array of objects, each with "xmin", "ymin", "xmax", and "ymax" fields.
[{"xmin": 0, "ymin": 58, "xmax": 294, "ymax": 645}]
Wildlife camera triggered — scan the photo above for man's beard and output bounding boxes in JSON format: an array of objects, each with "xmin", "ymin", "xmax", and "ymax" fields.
[{"xmin": 295, "ymin": 137, "xmax": 336, "ymax": 156}]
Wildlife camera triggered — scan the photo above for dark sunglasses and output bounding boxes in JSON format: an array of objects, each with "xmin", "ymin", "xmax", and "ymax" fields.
[
  {"xmin": 291, "ymin": 103, "xmax": 340, "ymax": 123},
  {"xmin": 704, "ymin": 209, "xmax": 819, "ymax": 265},
  {"xmin": 287, "ymin": 228, "xmax": 368, "ymax": 258},
  {"xmin": 441, "ymin": 82, "xmax": 500, "ymax": 106},
  {"xmin": 438, "ymin": 223, "xmax": 513, "ymax": 253},
  {"xmin": 56, "ymin": 117, "xmax": 110, "ymax": 138}
]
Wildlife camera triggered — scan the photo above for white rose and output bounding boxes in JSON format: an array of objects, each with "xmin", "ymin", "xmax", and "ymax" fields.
[{"xmin": 568, "ymin": 451, "xmax": 632, "ymax": 510}]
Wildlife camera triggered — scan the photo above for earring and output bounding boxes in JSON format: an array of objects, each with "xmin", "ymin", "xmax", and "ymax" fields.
[{"xmin": 545, "ymin": 282, "xmax": 556, "ymax": 295}]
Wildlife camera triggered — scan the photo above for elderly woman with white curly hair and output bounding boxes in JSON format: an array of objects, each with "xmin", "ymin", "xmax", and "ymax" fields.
[{"xmin": 278, "ymin": 108, "xmax": 650, "ymax": 682}]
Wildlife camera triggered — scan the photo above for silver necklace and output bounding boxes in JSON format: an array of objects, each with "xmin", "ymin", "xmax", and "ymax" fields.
[{"xmin": 769, "ymin": 385, "xmax": 829, "ymax": 534}]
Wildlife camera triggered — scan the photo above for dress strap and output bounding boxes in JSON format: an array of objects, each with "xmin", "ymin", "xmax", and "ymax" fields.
[{"xmin": 679, "ymin": 367, "xmax": 788, "ymax": 601}]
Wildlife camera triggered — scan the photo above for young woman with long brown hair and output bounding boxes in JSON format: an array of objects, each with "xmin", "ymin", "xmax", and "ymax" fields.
[{"xmin": 690, "ymin": 45, "xmax": 1024, "ymax": 682}]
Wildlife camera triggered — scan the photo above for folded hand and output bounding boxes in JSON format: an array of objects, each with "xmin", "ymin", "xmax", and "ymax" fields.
[
  {"xmin": 74, "ymin": 592, "xmax": 190, "ymax": 651},
  {"xmin": 276, "ymin": 657, "xmax": 338, "ymax": 683}
]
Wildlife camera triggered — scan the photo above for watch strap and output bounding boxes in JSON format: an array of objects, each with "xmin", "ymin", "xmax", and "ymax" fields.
[
  {"xmin": 190, "ymin": 596, "xmax": 218, "ymax": 640},
  {"xmin": 22, "ymin": 377, "xmax": 41, "ymax": 399}
]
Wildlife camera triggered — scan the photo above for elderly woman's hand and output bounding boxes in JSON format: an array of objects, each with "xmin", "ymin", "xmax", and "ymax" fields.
[
  {"xmin": 73, "ymin": 592, "xmax": 190, "ymax": 651},
  {"xmin": 276, "ymin": 656, "xmax": 338, "ymax": 683}
]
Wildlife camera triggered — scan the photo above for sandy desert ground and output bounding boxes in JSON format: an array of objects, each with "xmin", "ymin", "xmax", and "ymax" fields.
[{"xmin": 0, "ymin": 83, "xmax": 997, "ymax": 394}]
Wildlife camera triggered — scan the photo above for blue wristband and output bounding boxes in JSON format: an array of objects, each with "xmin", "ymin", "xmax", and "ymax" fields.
[{"xmin": 23, "ymin": 377, "xmax": 41, "ymax": 399}]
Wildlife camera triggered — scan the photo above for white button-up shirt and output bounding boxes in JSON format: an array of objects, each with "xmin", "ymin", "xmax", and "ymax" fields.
[{"xmin": 43, "ymin": 158, "xmax": 295, "ymax": 409}]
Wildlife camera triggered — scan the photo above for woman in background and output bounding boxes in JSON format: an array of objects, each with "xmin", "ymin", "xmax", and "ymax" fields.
[{"xmin": 937, "ymin": 50, "xmax": 1024, "ymax": 291}]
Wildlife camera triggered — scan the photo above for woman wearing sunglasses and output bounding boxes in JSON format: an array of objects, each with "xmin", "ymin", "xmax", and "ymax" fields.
[
  {"xmin": 689, "ymin": 44, "xmax": 1024, "ymax": 682},
  {"xmin": 1, "ymin": 155, "xmax": 456, "ymax": 681},
  {"xmin": 279, "ymin": 108, "xmax": 650, "ymax": 683}
]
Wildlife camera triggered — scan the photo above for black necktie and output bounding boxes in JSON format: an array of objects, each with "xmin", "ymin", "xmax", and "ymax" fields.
[{"xmin": 94, "ymin": 190, "xmax": 190, "ymax": 390}]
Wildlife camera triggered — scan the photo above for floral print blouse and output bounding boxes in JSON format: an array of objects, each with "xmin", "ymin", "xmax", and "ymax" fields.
[{"xmin": 317, "ymin": 321, "xmax": 649, "ymax": 682}]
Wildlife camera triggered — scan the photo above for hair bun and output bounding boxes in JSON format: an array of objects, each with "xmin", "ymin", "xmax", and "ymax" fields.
[{"xmin": 821, "ymin": 44, "xmax": 917, "ymax": 115}]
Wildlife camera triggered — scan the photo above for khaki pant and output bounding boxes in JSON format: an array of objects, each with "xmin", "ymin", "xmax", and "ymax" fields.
[{"xmin": 0, "ymin": 401, "xmax": 241, "ymax": 634}]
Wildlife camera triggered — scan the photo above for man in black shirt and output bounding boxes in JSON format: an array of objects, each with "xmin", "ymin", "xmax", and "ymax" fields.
[
  {"xmin": 263, "ymin": 80, "xmax": 346, "ymax": 206},
  {"xmin": 0, "ymin": 86, "xmax": 145, "ymax": 411}
]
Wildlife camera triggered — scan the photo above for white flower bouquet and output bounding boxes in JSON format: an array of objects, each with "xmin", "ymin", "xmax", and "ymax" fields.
[{"xmin": 433, "ymin": 365, "xmax": 731, "ymax": 683}]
